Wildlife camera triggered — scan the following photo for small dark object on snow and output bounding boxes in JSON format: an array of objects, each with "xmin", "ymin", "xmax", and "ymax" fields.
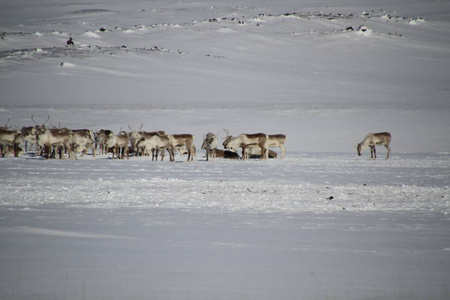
[
  {"xmin": 99, "ymin": 27, "xmax": 107, "ymax": 32},
  {"xmin": 346, "ymin": 26, "xmax": 354, "ymax": 31},
  {"xmin": 66, "ymin": 37, "xmax": 74, "ymax": 46},
  {"xmin": 327, "ymin": 196, "xmax": 334, "ymax": 200}
]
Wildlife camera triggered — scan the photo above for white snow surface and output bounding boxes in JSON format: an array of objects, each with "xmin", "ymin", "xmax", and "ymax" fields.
[{"xmin": 1, "ymin": 0, "xmax": 450, "ymax": 299}]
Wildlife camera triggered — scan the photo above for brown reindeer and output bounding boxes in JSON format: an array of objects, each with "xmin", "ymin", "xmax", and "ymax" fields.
[{"xmin": 357, "ymin": 132, "xmax": 392, "ymax": 160}]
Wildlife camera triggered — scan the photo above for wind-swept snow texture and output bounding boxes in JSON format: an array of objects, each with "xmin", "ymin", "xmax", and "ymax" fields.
[{"xmin": 1, "ymin": 1, "xmax": 450, "ymax": 300}]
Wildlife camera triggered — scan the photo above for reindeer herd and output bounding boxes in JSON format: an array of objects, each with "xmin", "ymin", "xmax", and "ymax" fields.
[
  {"xmin": 0, "ymin": 116, "xmax": 392, "ymax": 161},
  {"xmin": 0, "ymin": 116, "xmax": 289, "ymax": 161}
]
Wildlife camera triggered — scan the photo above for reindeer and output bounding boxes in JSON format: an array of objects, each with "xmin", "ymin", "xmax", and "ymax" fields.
[
  {"xmin": 30, "ymin": 115, "xmax": 51, "ymax": 154},
  {"xmin": 167, "ymin": 134, "xmax": 195, "ymax": 162},
  {"xmin": 245, "ymin": 146, "xmax": 278, "ymax": 159},
  {"xmin": 267, "ymin": 134, "xmax": 287, "ymax": 159},
  {"xmin": 357, "ymin": 132, "xmax": 392, "ymax": 160},
  {"xmin": 130, "ymin": 130, "xmax": 167, "ymax": 157},
  {"xmin": 0, "ymin": 129, "xmax": 21, "ymax": 157},
  {"xmin": 70, "ymin": 129, "xmax": 96, "ymax": 159},
  {"xmin": 94, "ymin": 129, "xmax": 113, "ymax": 155},
  {"xmin": 31, "ymin": 115, "xmax": 50, "ymax": 134},
  {"xmin": 21, "ymin": 126, "xmax": 37, "ymax": 152},
  {"xmin": 36, "ymin": 127, "xmax": 72, "ymax": 159},
  {"xmin": 223, "ymin": 130, "xmax": 269, "ymax": 160},
  {"xmin": 201, "ymin": 132, "xmax": 219, "ymax": 161},
  {"xmin": 215, "ymin": 149, "xmax": 240, "ymax": 159},
  {"xmin": 136, "ymin": 134, "xmax": 169, "ymax": 161},
  {"xmin": 127, "ymin": 124, "xmax": 144, "ymax": 156},
  {"xmin": 105, "ymin": 131, "xmax": 129, "ymax": 159}
]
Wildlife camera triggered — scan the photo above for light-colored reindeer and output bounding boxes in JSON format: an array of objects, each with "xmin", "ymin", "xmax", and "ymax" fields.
[
  {"xmin": 136, "ymin": 134, "xmax": 169, "ymax": 161},
  {"xmin": 201, "ymin": 132, "xmax": 219, "ymax": 161},
  {"xmin": 267, "ymin": 134, "xmax": 287, "ymax": 159},
  {"xmin": 168, "ymin": 134, "xmax": 195, "ymax": 162},
  {"xmin": 106, "ymin": 131, "xmax": 130, "ymax": 159},
  {"xmin": 357, "ymin": 132, "xmax": 392, "ymax": 160},
  {"xmin": 223, "ymin": 130, "xmax": 269, "ymax": 160}
]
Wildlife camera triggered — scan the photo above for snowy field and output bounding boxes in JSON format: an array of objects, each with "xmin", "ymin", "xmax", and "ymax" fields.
[
  {"xmin": 1, "ymin": 152, "xmax": 449, "ymax": 300},
  {"xmin": 1, "ymin": 0, "xmax": 450, "ymax": 299}
]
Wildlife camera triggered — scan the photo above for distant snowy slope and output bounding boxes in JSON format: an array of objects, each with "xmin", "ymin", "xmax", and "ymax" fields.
[{"xmin": 1, "ymin": 0, "xmax": 449, "ymax": 152}]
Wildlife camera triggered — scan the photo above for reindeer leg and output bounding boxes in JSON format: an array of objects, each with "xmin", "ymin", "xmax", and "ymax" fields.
[
  {"xmin": 91, "ymin": 144, "xmax": 96, "ymax": 158},
  {"xmin": 169, "ymin": 147, "xmax": 174, "ymax": 162},
  {"xmin": 241, "ymin": 146, "xmax": 247, "ymax": 160},
  {"xmin": 14, "ymin": 143, "xmax": 19, "ymax": 157},
  {"xmin": 187, "ymin": 145, "xmax": 193, "ymax": 162},
  {"xmin": 385, "ymin": 145, "xmax": 391, "ymax": 160}
]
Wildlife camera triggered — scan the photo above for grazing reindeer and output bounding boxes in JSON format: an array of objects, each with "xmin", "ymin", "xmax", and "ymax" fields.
[
  {"xmin": 357, "ymin": 132, "xmax": 392, "ymax": 160},
  {"xmin": 201, "ymin": 132, "xmax": 219, "ymax": 161},
  {"xmin": 168, "ymin": 134, "xmax": 195, "ymax": 162},
  {"xmin": 267, "ymin": 134, "xmax": 287, "ymax": 159},
  {"xmin": 223, "ymin": 130, "xmax": 269, "ymax": 160}
]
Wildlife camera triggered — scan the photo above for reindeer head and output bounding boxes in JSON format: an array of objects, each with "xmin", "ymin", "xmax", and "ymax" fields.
[
  {"xmin": 31, "ymin": 114, "xmax": 50, "ymax": 134},
  {"xmin": 356, "ymin": 143, "xmax": 363, "ymax": 156},
  {"xmin": 222, "ymin": 129, "xmax": 232, "ymax": 148}
]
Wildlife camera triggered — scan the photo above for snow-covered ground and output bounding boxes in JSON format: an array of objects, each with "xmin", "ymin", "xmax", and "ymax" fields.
[
  {"xmin": 1, "ymin": 152, "xmax": 449, "ymax": 300},
  {"xmin": 1, "ymin": 0, "xmax": 450, "ymax": 299}
]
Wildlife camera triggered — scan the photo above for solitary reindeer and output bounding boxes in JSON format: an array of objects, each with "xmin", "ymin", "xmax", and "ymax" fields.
[{"xmin": 357, "ymin": 132, "xmax": 392, "ymax": 160}]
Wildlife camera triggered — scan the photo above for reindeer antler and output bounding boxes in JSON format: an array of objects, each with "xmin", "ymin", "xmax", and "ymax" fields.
[
  {"xmin": 43, "ymin": 115, "xmax": 50, "ymax": 125},
  {"xmin": 31, "ymin": 114, "xmax": 50, "ymax": 126}
]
